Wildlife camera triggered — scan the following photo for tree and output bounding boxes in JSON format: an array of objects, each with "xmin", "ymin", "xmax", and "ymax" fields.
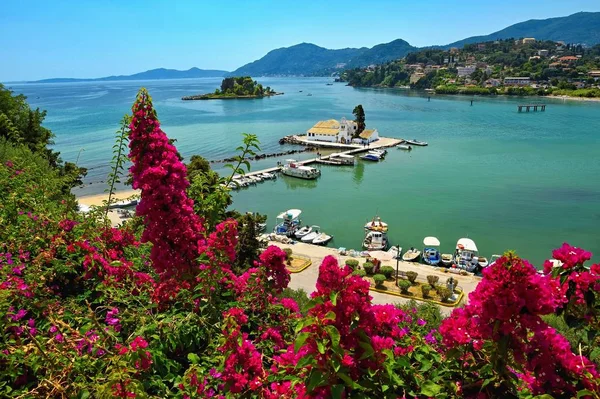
[
  {"xmin": 187, "ymin": 155, "xmax": 211, "ymax": 177},
  {"xmin": 352, "ymin": 105, "xmax": 365, "ymax": 136},
  {"xmin": 233, "ymin": 213, "xmax": 262, "ymax": 274}
]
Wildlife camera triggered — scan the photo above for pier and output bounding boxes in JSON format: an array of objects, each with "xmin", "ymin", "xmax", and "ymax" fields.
[
  {"xmin": 518, "ymin": 104, "xmax": 546, "ymax": 112},
  {"xmin": 244, "ymin": 136, "xmax": 402, "ymax": 178}
]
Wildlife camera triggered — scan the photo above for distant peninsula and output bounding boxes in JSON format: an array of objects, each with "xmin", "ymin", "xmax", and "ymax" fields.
[
  {"xmin": 181, "ymin": 76, "xmax": 282, "ymax": 100},
  {"xmin": 31, "ymin": 67, "xmax": 229, "ymax": 83}
]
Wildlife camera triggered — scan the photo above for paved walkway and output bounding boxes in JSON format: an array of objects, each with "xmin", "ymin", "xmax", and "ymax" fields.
[{"xmin": 270, "ymin": 241, "xmax": 480, "ymax": 316}]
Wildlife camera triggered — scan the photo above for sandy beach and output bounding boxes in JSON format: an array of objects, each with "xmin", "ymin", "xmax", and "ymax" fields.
[{"xmin": 77, "ymin": 189, "xmax": 140, "ymax": 207}]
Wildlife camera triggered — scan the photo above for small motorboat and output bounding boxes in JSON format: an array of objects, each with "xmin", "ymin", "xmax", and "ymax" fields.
[
  {"xmin": 387, "ymin": 246, "xmax": 402, "ymax": 259},
  {"xmin": 397, "ymin": 144, "xmax": 412, "ymax": 151},
  {"xmin": 360, "ymin": 153, "xmax": 380, "ymax": 162},
  {"xmin": 248, "ymin": 175, "xmax": 263, "ymax": 183},
  {"xmin": 108, "ymin": 199, "xmax": 139, "ymax": 209},
  {"xmin": 403, "ymin": 139, "xmax": 428, "ymax": 146},
  {"xmin": 478, "ymin": 257, "xmax": 489, "ymax": 268},
  {"xmin": 256, "ymin": 223, "xmax": 267, "ymax": 232},
  {"xmin": 441, "ymin": 254, "xmax": 454, "ymax": 267},
  {"xmin": 364, "ymin": 216, "xmax": 388, "ymax": 232},
  {"xmin": 402, "ymin": 248, "xmax": 421, "ymax": 262},
  {"xmin": 363, "ymin": 231, "xmax": 388, "ymax": 251},
  {"xmin": 422, "ymin": 236, "xmax": 441, "ymax": 266},
  {"xmin": 312, "ymin": 232, "xmax": 333, "ymax": 245},
  {"xmin": 261, "ymin": 172, "xmax": 276, "ymax": 179},
  {"xmin": 368, "ymin": 149, "xmax": 386, "ymax": 158},
  {"xmin": 301, "ymin": 226, "xmax": 321, "ymax": 243},
  {"xmin": 294, "ymin": 225, "xmax": 313, "ymax": 239}
]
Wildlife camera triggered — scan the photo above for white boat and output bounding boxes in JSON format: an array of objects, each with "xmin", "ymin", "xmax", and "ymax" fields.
[
  {"xmin": 261, "ymin": 172, "xmax": 276, "ymax": 179},
  {"xmin": 403, "ymin": 139, "xmax": 428, "ymax": 146},
  {"xmin": 281, "ymin": 159, "xmax": 321, "ymax": 180},
  {"xmin": 368, "ymin": 149, "xmax": 386, "ymax": 158},
  {"xmin": 273, "ymin": 209, "xmax": 302, "ymax": 236},
  {"xmin": 488, "ymin": 254, "xmax": 502, "ymax": 267},
  {"xmin": 362, "ymin": 231, "xmax": 388, "ymax": 250},
  {"xmin": 478, "ymin": 257, "xmax": 489, "ymax": 268},
  {"xmin": 364, "ymin": 216, "xmax": 388, "ymax": 232},
  {"xmin": 441, "ymin": 253, "xmax": 454, "ymax": 267},
  {"xmin": 248, "ymin": 175, "xmax": 263, "ymax": 183},
  {"xmin": 108, "ymin": 199, "xmax": 138, "ymax": 209},
  {"xmin": 301, "ymin": 226, "xmax": 321, "ymax": 243},
  {"xmin": 397, "ymin": 144, "xmax": 412, "ymax": 150},
  {"xmin": 454, "ymin": 238, "xmax": 479, "ymax": 273},
  {"xmin": 402, "ymin": 248, "xmax": 421, "ymax": 262},
  {"xmin": 330, "ymin": 153, "xmax": 355, "ymax": 165},
  {"xmin": 294, "ymin": 225, "xmax": 313, "ymax": 239},
  {"xmin": 312, "ymin": 232, "xmax": 333, "ymax": 245},
  {"xmin": 387, "ymin": 246, "xmax": 402, "ymax": 259}
]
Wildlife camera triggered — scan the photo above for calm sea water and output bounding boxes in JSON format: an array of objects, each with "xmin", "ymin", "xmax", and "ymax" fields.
[{"xmin": 9, "ymin": 78, "xmax": 600, "ymax": 265}]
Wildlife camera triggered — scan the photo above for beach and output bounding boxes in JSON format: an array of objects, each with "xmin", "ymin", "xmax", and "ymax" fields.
[{"xmin": 77, "ymin": 189, "xmax": 140, "ymax": 207}]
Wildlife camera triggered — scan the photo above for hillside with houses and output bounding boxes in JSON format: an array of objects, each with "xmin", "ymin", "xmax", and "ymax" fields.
[{"xmin": 341, "ymin": 38, "xmax": 600, "ymax": 97}]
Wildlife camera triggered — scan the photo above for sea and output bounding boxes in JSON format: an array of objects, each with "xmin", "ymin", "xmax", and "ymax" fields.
[{"xmin": 8, "ymin": 77, "xmax": 600, "ymax": 266}]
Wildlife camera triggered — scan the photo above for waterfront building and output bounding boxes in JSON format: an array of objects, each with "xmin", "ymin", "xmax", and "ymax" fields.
[
  {"xmin": 503, "ymin": 77, "xmax": 531, "ymax": 86},
  {"xmin": 588, "ymin": 70, "xmax": 600, "ymax": 80},
  {"xmin": 306, "ymin": 118, "xmax": 356, "ymax": 144},
  {"xmin": 352, "ymin": 129, "xmax": 379, "ymax": 144}
]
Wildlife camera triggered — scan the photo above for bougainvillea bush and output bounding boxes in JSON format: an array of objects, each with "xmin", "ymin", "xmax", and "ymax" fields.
[{"xmin": 1, "ymin": 89, "xmax": 599, "ymax": 398}]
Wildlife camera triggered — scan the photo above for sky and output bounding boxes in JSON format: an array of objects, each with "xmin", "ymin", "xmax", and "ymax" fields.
[{"xmin": 1, "ymin": 0, "xmax": 599, "ymax": 81}]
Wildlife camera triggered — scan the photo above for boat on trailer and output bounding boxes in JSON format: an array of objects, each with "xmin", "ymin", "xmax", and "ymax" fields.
[{"xmin": 422, "ymin": 236, "xmax": 441, "ymax": 266}]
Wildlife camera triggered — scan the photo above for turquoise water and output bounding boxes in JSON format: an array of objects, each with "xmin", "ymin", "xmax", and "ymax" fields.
[{"xmin": 9, "ymin": 78, "xmax": 600, "ymax": 265}]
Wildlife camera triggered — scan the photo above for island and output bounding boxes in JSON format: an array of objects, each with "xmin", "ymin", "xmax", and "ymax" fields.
[{"xmin": 181, "ymin": 76, "xmax": 282, "ymax": 100}]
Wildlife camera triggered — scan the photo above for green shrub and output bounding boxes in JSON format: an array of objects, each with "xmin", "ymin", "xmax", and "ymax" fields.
[
  {"xmin": 426, "ymin": 275, "xmax": 439, "ymax": 287},
  {"xmin": 373, "ymin": 274, "xmax": 386, "ymax": 287},
  {"xmin": 406, "ymin": 271, "xmax": 418, "ymax": 283},
  {"xmin": 437, "ymin": 287, "xmax": 452, "ymax": 302},
  {"xmin": 345, "ymin": 259, "xmax": 359, "ymax": 270},
  {"xmin": 363, "ymin": 262, "xmax": 374, "ymax": 275},
  {"xmin": 421, "ymin": 284, "xmax": 432, "ymax": 298},
  {"xmin": 396, "ymin": 300, "xmax": 444, "ymax": 329},
  {"xmin": 283, "ymin": 248, "xmax": 293, "ymax": 259},
  {"xmin": 397, "ymin": 279, "xmax": 412, "ymax": 294},
  {"xmin": 380, "ymin": 266, "xmax": 395, "ymax": 279},
  {"xmin": 353, "ymin": 269, "xmax": 367, "ymax": 277}
]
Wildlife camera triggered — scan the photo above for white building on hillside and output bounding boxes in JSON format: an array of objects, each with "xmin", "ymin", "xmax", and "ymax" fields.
[
  {"xmin": 504, "ymin": 77, "xmax": 531, "ymax": 86},
  {"xmin": 306, "ymin": 118, "xmax": 357, "ymax": 144},
  {"xmin": 457, "ymin": 65, "xmax": 476, "ymax": 77}
]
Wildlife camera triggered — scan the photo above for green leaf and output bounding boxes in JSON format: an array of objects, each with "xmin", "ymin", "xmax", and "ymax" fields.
[
  {"xmin": 78, "ymin": 391, "xmax": 91, "ymax": 399},
  {"xmin": 330, "ymin": 291, "xmax": 338, "ymax": 306},
  {"xmin": 324, "ymin": 325, "xmax": 340, "ymax": 348},
  {"xmin": 337, "ymin": 372, "xmax": 355, "ymax": 388},
  {"xmin": 420, "ymin": 381, "xmax": 441, "ymax": 397},
  {"xmin": 577, "ymin": 390, "xmax": 595, "ymax": 398},
  {"xmin": 331, "ymin": 384, "xmax": 344, "ymax": 399},
  {"xmin": 295, "ymin": 332, "xmax": 311, "ymax": 353},
  {"xmin": 307, "ymin": 370, "xmax": 326, "ymax": 391},
  {"xmin": 187, "ymin": 353, "xmax": 200, "ymax": 364},
  {"xmin": 317, "ymin": 340, "xmax": 326, "ymax": 354},
  {"xmin": 359, "ymin": 342, "xmax": 374, "ymax": 360},
  {"xmin": 323, "ymin": 311, "xmax": 336, "ymax": 321}
]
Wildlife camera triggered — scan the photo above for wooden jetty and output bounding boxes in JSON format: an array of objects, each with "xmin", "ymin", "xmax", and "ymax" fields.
[{"xmin": 518, "ymin": 104, "xmax": 546, "ymax": 112}]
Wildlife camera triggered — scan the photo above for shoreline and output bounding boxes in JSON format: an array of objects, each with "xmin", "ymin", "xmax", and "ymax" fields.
[
  {"xmin": 77, "ymin": 189, "xmax": 140, "ymax": 207},
  {"xmin": 181, "ymin": 92, "xmax": 283, "ymax": 100}
]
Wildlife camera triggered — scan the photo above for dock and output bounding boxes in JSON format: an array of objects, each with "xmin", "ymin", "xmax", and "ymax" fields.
[
  {"xmin": 244, "ymin": 136, "xmax": 402, "ymax": 177},
  {"xmin": 518, "ymin": 104, "xmax": 546, "ymax": 112}
]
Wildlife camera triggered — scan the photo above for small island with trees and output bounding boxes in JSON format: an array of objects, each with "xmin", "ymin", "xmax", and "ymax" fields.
[{"xmin": 182, "ymin": 76, "xmax": 282, "ymax": 100}]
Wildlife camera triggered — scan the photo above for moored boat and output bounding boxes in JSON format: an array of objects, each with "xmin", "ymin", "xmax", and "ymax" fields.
[
  {"xmin": 422, "ymin": 236, "xmax": 441, "ymax": 266},
  {"xmin": 453, "ymin": 238, "xmax": 479, "ymax": 273},
  {"xmin": 281, "ymin": 159, "xmax": 321, "ymax": 180},
  {"xmin": 488, "ymin": 254, "xmax": 501, "ymax": 268},
  {"xmin": 402, "ymin": 248, "xmax": 421, "ymax": 262},
  {"xmin": 294, "ymin": 225, "xmax": 312, "ymax": 239},
  {"xmin": 330, "ymin": 153, "xmax": 355, "ymax": 165},
  {"xmin": 397, "ymin": 144, "xmax": 412, "ymax": 150},
  {"xmin": 301, "ymin": 226, "xmax": 321, "ymax": 243},
  {"xmin": 312, "ymin": 232, "xmax": 333, "ymax": 245},
  {"xmin": 273, "ymin": 209, "xmax": 302, "ymax": 237},
  {"xmin": 360, "ymin": 153, "xmax": 380, "ymax": 162},
  {"xmin": 403, "ymin": 139, "xmax": 428, "ymax": 146},
  {"xmin": 108, "ymin": 199, "xmax": 139, "ymax": 209},
  {"xmin": 368, "ymin": 149, "xmax": 386, "ymax": 158},
  {"xmin": 387, "ymin": 245, "xmax": 402, "ymax": 259},
  {"xmin": 441, "ymin": 253, "xmax": 454, "ymax": 267},
  {"xmin": 260, "ymin": 172, "xmax": 276, "ymax": 179},
  {"xmin": 363, "ymin": 231, "xmax": 388, "ymax": 250},
  {"xmin": 364, "ymin": 216, "xmax": 388, "ymax": 232}
]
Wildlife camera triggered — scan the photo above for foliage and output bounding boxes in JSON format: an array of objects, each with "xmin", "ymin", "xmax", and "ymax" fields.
[
  {"xmin": 352, "ymin": 104, "xmax": 365, "ymax": 136},
  {"xmin": 397, "ymin": 279, "xmax": 412, "ymax": 294},
  {"xmin": 352, "ymin": 269, "xmax": 367, "ymax": 277},
  {"xmin": 105, "ymin": 116, "xmax": 131, "ymax": 218},
  {"xmin": 216, "ymin": 76, "xmax": 274, "ymax": 97},
  {"xmin": 345, "ymin": 259, "xmax": 359, "ymax": 270},
  {"xmin": 233, "ymin": 213, "xmax": 260, "ymax": 274},
  {"xmin": 421, "ymin": 284, "xmax": 432, "ymax": 298},
  {"xmin": 437, "ymin": 287, "xmax": 452, "ymax": 302},
  {"xmin": 373, "ymin": 274, "xmax": 386, "ymax": 287},
  {"xmin": 427, "ymin": 275, "xmax": 439, "ymax": 287},
  {"xmin": 396, "ymin": 300, "xmax": 444, "ymax": 330},
  {"xmin": 379, "ymin": 265, "xmax": 395, "ymax": 279},
  {"xmin": 363, "ymin": 261, "xmax": 374, "ymax": 275},
  {"xmin": 280, "ymin": 288, "xmax": 311, "ymax": 315},
  {"xmin": 405, "ymin": 271, "xmax": 418, "ymax": 283},
  {"xmin": 283, "ymin": 248, "xmax": 293, "ymax": 259}
]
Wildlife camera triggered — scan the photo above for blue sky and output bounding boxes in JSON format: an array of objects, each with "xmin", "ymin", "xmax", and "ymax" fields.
[{"xmin": 1, "ymin": 0, "xmax": 599, "ymax": 81}]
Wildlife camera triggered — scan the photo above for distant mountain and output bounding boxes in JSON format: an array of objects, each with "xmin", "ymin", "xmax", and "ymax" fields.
[
  {"xmin": 230, "ymin": 43, "xmax": 367, "ymax": 76},
  {"xmin": 32, "ymin": 67, "xmax": 228, "ymax": 83},
  {"xmin": 230, "ymin": 12, "xmax": 600, "ymax": 77},
  {"xmin": 442, "ymin": 12, "xmax": 600, "ymax": 49}
]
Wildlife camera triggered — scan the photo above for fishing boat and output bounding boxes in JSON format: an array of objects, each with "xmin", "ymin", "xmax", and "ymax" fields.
[
  {"xmin": 281, "ymin": 159, "xmax": 321, "ymax": 180},
  {"xmin": 294, "ymin": 225, "xmax": 313, "ymax": 239},
  {"xmin": 364, "ymin": 216, "xmax": 388, "ymax": 232},
  {"xmin": 363, "ymin": 231, "xmax": 388, "ymax": 250},
  {"xmin": 301, "ymin": 226, "xmax": 322, "ymax": 243},
  {"xmin": 330, "ymin": 153, "xmax": 355, "ymax": 165},
  {"xmin": 441, "ymin": 253, "xmax": 454, "ymax": 267},
  {"xmin": 422, "ymin": 236, "xmax": 441, "ymax": 266},
  {"xmin": 453, "ymin": 238, "xmax": 479, "ymax": 273},
  {"xmin": 397, "ymin": 144, "xmax": 412, "ymax": 150},
  {"xmin": 403, "ymin": 139, "xmax": 428, "ymax": 146},
  {"xmin": 273, "ymin": 209, "xmax": 302, "ymax": 237},
  {"xmin": 402, "ymin": 247, "xmax": 421, "ymax": 262},
  {"xmin": 360, "ymin": 153, "xmax": 380, "ymax": 162},
  {"xmin": 312, "ymin": 232, "xmax": 333, "ymax": 245}
]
